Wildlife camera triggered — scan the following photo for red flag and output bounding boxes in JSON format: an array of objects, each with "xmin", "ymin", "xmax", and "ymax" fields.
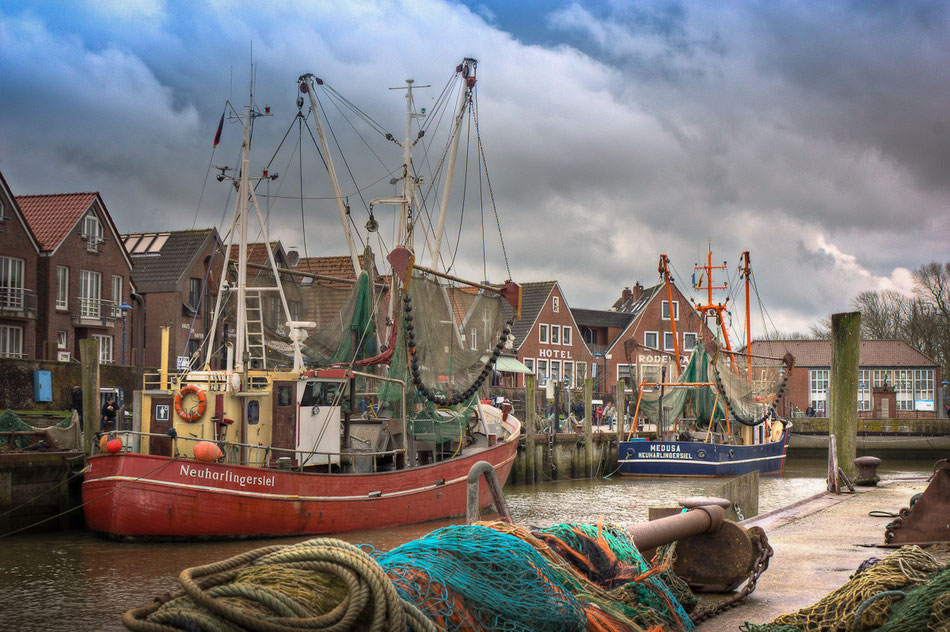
[{"xmin": 213, "ymin": 110, "xmax": 225, "ymax": 148}]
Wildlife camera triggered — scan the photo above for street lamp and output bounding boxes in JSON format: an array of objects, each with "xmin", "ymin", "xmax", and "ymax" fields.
[{"xmin": 118, "ymin": 302, "xmax": 133, "ymax": 365}]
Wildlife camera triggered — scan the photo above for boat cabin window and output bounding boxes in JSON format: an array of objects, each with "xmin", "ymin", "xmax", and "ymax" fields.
[
  {"xmin": 300, "ymin": 381, "xmax": 343, "ymax": 407},
  {"xmin": 248, "ymin": 400, "xmax": 260, "ymax": 425},
  {"xmin": 277, "ymin": 385, "xmax": 293, "ymax": 407}
]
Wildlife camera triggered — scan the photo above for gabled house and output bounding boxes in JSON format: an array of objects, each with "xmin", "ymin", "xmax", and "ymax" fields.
[
  {"xmin": 749, "ymin": 339, "xmax": 943, "ymax": 419},
  {"xmin": 123, "ymin": 229, "xmax": 223, "ymax": 369},
  {"xmin": 572, "ymin": 280, "xmax": 716, "ymax": 392},
  {"xmin": 509, "ymin": 281, "xmax": 594, "ymax": 389},
  {"xmin": 17, "ymin": 191, "xmax": 134, "ymax": 365},
  {"xmin": 0, "ymin": 171, "xmax": 41, "ymax": 359}
]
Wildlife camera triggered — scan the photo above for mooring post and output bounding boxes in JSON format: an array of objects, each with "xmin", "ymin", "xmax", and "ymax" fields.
[
  {"xmin": 584, "ymin": 376, "xmax": 593, "ymax": 478},
  {"xmin": 466, "ymin": 461, "xmax": 512, "ymax": 524},
  {"xmin": 525, "ymin": 374, "xmax": 536, "ymax": 485},
  {"xmin": 830, "ymin": 311, "xmax": 861, "ymax": 481},
  {"xmin": 615, "ymin": 380, "xmax": 626, "ymax": 448},
  {"xmin": 80, "ymin": 338, "xmax": 100, "ymax": 459}
]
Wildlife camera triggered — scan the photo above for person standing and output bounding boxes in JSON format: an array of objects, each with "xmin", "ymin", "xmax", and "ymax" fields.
[
  {"xmin": 71, "ymin": 385, "xmax": 83, "ymax": 430},
  {"xmin": 604, "ymin": 402, "xmax": 616, "ymax": 431},
  {"xmin": 101, "ymin": 397, "xmax": 118, "ymax": 432}
]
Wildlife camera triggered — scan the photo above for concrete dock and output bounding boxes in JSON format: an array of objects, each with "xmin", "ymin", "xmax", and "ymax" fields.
[{"xmin": 704, "ymin": 477, "xmax": 949, "ymax": 630}]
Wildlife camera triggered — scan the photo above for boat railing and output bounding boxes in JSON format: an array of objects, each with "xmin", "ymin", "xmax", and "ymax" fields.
[{"xmin": 97, "ymin": 429, "xmax": 407, "ymax": 473}]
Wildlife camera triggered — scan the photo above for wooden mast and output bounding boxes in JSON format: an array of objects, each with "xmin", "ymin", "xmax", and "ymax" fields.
[
  {"xmin": 658, "ymin": 254, "xmax": 682, "ymax": 376},
  {"xmin": 693, "ymin": 242, "xmax": 733, "ymax": 352}
]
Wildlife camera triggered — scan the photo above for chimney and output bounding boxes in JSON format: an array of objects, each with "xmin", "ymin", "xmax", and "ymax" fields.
[
  {"xmin": 633, "ymin": 282, "xmax": 643, "ymax": 300},
  {"xmin": 621, "ymin": 287, "xmax": 632, "ymax": 303}
]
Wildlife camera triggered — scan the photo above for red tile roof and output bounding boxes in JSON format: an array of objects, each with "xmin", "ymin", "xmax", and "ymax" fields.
[
  {"xmin": 749, "ymin": 339, "xmax": 939, "ymax": 368},
  {"xmin": 16, "ymin": 192, "xmax": 98, "ymax": 251}
]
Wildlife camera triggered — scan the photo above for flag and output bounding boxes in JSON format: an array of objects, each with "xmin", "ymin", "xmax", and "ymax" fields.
[{"xmin": 213, "ymin": 110, "xmax": 225, "ymax": 148}]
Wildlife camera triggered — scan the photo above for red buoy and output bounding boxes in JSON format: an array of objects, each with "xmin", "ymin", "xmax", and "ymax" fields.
[
  {"xmin": 106, "ymin": 438, "xmax": 123, "ymax": 454},
  {"xmin": 193, "ymin": 441, "xmax": 224, "ymax": 462}
]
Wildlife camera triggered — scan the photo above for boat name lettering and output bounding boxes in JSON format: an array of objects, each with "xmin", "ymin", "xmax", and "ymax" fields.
[
  {"xmin": 538, "ymin": 348, "xmax": 572, "ymax": 359},
  {"xmin": 637, "ymin": 450, "xmax": 693, "ymax": 460},
  {"xmin": 179, "ymin": 464, "xmax": 276, "ymax": 487}
]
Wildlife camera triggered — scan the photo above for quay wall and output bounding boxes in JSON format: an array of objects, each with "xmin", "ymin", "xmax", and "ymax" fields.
[
  {"xmin": 509, "ymin": 432, "xmax": 618, "ymax": 484},
  {"xmin": 0, "ymin": 357, "xmax": 141, "ymax": 412}
]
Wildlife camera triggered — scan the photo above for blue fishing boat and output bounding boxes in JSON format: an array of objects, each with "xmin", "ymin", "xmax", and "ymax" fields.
[{"xmin": 618, "ymin": 247, "xmax": 795, "ymax": 478}]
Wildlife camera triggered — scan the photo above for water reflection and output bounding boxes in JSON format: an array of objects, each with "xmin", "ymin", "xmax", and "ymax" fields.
[{"xmin": 0, "ymin": 457, "xmax": 934, "ymax": 632}]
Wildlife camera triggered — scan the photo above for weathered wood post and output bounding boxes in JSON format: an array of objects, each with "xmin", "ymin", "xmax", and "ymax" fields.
[
  {"xmin": 830, "ymin": 311, "xmax": 861, "ymax": 480},
  {"xmin": 615, "ymin": 380, "xmax": 626, "ymax": 446},
  {"xmin": 525, "ymin": 375, "xmax": 536, "ymax": 485},
  {"xmin": 584, "ymin": 376, "xmax": 594, "ymax": 478},
  {"xmin": 81, "ymin": 338, "xmax": 100, "ymax": 459}
]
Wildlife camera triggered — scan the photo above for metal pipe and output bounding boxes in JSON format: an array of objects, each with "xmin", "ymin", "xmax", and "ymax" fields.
[{"xmin": 627, "ymin": 505, "xmax": 725, "ymax": 551}]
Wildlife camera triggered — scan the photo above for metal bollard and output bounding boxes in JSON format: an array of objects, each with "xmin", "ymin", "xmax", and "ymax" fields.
[
  {"xmin": 627, "ymin": 504, "xmax": 725, "ymax": 551},
  {"xmin": 466, "ymin": 461, "xmax": 512, "ymax": 524}
]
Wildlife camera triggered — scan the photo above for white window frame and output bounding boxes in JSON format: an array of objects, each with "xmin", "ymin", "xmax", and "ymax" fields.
[
  {"xmin": 552, "ymin": 296, "xmax": 559, "ymax": 313},
  {"xmin": 644, "ymin": 331, "xmax": 658, "ymax": 350},
  {"xmin": 895, "ymin": 369, "xmax": 914, "ymax": 411},
  {"xmin": 93, "ymin": 334, "xmax": 113, "ymax": 364},
  {"xmin": 83, "ymin": 214, "xmax": 104, "ymax": 252},
  {"xmin": 809, "ymin": 369, "xmax": 830, "ymax": 416},
  {"xmin": 0, "ymin": 197, "xmax": 5, "ymax": 221},
  {"xmin": 563, "ymin": 361, "xmax": 574, "ymax": 388},
  {"xmin": 562, "ymin": 326, "xmax": 571, "ymax": 346},
  {"xmin": 551, "ymin": 324, "xmax": 560, "ymax": 345},
  {"xmin": 915, "ymin": 369, "xmax": 935, "ymax": 408},
  {"xmin": 873, "ymin": 370, "xmax": 891, "ymax": 388},
  {"xmin": 539, "ymin": 324, "xmax": 548, "ymax": 344},
  {"xmin": 664, "ymin": 331, "xmax": 676, "ymax": 351},
  {"xmin": 550, "ymin": 359, "xmax": 561, "ymax": 383},
  {"xmin": 469, "ymin": 327, "xmax": 478, "ymax": 351},
  {"xmin": 79, "ymin": 270, "xmax": 102, "ymax": 318},
  {"xmin": 641, "ymin": 364, "xmax": 662, "ymax": 385},
  {"xmin": 0, "ymin": 325, "xmax": 24, "ymax": 358},
  {"xmin": 536, "ymin": 359, "xmax": 548, "ymax": 381},
  {"xmin": 521, "ymin": 358, "xmax": 534, "ymax": 387},
  {"xmin": 57, "ymin": 330, "xmax": 67, "ymax": 349},
  {"xmin": 617, "ymin": 363, "xmax": 633, "ymax": 384},
  {"xmin": 858, "ymin": 369, "xmax": 871, "ymax": 412},
  {"xmin": 576, "ymin": 361, "xmax": 587, "ymax": 381},
  {"xmin": 56, "ymin": 266, "xmax": 69, "ymax": 310},
  {"xmin": 0, "ymin": 256, "xmax": 25, "ymax": 309},
  {"xmin": 661, "ymin": 300, "xmax": 679, "ymax": 320},
  {"xmin": 112, "ymin": 274, "xmax": 123, "ymax": 317},
  {"xmin": 683, "ymin": 332, "xmax": 697, "ymax": 352}
]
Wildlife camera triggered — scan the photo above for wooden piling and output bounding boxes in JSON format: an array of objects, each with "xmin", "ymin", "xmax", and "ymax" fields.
[
  {"xmin": 81, "ymin": 338, "xmax": 100, "ymax": 459},
  {"xmin": 584, "ymin": 376, "xmax": 593, "ymax": 478},
  {"xmin": 525, "ymin": 375, "xmax": 536, "ymax": 484},
  {"xmin": 830, "ymin": 311, "xmax": 861, "ymax": 480}
]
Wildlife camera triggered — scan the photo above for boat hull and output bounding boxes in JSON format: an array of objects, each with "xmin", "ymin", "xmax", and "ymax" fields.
[
  {"xmin": 82, "ymin": 437, "xmax": 517, "ymax": 538},
  {"xmin": 618, "ymin": 430, "xmax": 789, "ymax": 477}
]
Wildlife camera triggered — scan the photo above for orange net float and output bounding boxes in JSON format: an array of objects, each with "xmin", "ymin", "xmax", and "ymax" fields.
[
  {"xmin": 193, "ymin": 441, "xmax": 223, "ymax": 462},
  {"xmin": 174, "ymin": 384, "xmax": 207, "ymax": 422}
]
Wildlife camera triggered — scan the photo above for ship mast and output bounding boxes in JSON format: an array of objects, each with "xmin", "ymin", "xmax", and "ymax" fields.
[
  {"xmin": 692, "ymin": 242, "xmax": 733, "ymax": 352},
  {"xmin": 204, "ymin": 84, "xmax": 310, "ymax": 376},
  {"xmin": 658, "ymin": 254, "xmax": 682, "ymax": 376}
]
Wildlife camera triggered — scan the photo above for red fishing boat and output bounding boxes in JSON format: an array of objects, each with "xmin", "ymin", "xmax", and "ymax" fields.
[{"xmin": 83, "ymin": 59, "xmax": 523, "ymax": 538}]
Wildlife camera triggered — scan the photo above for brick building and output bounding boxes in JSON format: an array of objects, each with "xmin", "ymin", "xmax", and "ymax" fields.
[
  {"xmin": 17, "ymin": 191, "xmax": 134, "ymax": 365},
  {"xmin": 0, "ymin": 171, "xmax": 41, "ymax": 359},
  {"xmin": 749, "ymin": 339, "xmax": 944, "ymax": 419},
  {"xmin": 123, "ymin": 229, "xmax": 223, "ymax": 369},
  {"xmin": 509, "ymin": 281, "xmax": 594, "ymax": 389},
  {"xmin": 572, "ymin": 281, "xmax": 717, "ymax": 393}
]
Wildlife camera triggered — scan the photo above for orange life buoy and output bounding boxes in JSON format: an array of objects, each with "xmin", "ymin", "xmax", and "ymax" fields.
[{"xmin": 174, "ymin": 384, "xmax": 207, "ymax": 422}]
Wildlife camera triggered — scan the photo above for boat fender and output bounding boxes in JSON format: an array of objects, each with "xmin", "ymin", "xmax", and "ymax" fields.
[
  {"xmin": 99, "ymin": 433, "xmax": 122, "ymax": 453},
  {"xmin": 175, "ymin": 384, "xmax": 207, "ymax": 422},
  {"xmin": 193, "ymin": 441, "xmax": 224, "ymax": 462}
]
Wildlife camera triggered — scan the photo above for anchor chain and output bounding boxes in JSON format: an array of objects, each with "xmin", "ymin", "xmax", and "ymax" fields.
[{"xmin": 689, "ymin": 526, "xmax": 773, "ymax": 624}]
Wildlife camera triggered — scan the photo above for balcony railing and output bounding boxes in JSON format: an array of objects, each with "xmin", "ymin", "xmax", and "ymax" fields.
[
  {"xmin": 0, "ymin": 287, "xmax": 38, "ymax": 318},
  {"xmin": 71, "ymin": 297, "xmax": 117, "ymax": 327}
]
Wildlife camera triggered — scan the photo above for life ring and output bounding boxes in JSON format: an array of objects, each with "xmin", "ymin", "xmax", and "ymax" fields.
[{"xmin": 174, "ymin": 384, "xmax": 207, "ymax": 422}]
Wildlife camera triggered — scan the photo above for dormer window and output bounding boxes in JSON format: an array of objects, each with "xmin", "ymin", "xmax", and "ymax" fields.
[
  {"xmin": 0, "ymin": 198, "xmax": 6, "ymax": 222},
  {"xmin": 552, "ymin": 296, "xmax": 559, "ymax": 313},
  {"xmin": 82, "ymin": 214, "xmax": 103, "ymax": 252}
]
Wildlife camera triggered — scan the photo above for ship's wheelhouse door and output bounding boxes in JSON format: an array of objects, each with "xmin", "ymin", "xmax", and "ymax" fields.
[
  {"xmin": 297, "ymin": 379, "xmax": 343, "ymax": 467},
  {"xmin": 271, "ymin": 381, "xmax": 298, "ymax": 465},
  {"xmin": 149, "ymin": 397, "xmax": 173, "ymax": 456}
]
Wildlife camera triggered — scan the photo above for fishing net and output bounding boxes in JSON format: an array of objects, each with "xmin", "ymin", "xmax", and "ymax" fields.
[
  {"xmin": 741, "ymin": 545, "xmax": 946, "ymax": 632},
  {"xmin": 634, "ymin": 349, "xmax": 726, "ymax": 428},
  {"xmin": 0, "ymin": 409, "xmax": 34, "ymax": 449},
  {"xmin": 710, "ymin": 345, "xmax": 791, "ymax": 426}
]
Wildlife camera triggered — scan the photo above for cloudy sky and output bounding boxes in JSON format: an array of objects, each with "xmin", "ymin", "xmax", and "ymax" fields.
[{"xmin": 2, "ymin": 0, "xmax": 947, "ymax": 339}]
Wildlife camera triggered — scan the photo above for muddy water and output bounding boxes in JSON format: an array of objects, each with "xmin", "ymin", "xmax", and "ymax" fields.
[{"xmin": 0, "ymin": 456, "xmax": 935, "ymax": 632}]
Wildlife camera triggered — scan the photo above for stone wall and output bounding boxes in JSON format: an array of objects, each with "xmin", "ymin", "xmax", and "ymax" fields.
[{"xmin": 0, "ymin": 357, "xmax": 141, "ymax": 411}]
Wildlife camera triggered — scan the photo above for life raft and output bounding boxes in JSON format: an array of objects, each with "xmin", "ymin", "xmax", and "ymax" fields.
[{"xmin": 174, "ymin": 384, "xmax": 207, "ymax": 422}]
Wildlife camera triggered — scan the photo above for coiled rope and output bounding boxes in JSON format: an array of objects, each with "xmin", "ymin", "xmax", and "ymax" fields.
[{"xmin": 123, "ymin": 538, "xmax": 442, "ymax": 632}]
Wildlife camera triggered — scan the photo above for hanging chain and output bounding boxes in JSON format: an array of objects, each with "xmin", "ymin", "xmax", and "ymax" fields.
[{"xmin": 689, "ymin": 526, "xmax": 773, "ymax": 623}]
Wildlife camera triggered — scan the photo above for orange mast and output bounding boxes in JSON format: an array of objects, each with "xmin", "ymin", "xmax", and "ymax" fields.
[
  {"xmin": 692, "ymin": 242, "xmax": 733, "ymax": 352},
  {"xmin": 658, "ymin": 254, "xmax": 682, "ymax": 376}
]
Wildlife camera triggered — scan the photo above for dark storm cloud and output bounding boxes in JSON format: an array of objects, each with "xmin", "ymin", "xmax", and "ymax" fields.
[{"xmin": 0, "ymin": 0, "xmax": 946, "ymax": 336}]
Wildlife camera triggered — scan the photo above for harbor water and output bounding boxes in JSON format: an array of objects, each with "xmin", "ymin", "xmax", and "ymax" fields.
[{"xmin": 0, "ymin": 456, "xmax": 937, "ymax": 632}]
